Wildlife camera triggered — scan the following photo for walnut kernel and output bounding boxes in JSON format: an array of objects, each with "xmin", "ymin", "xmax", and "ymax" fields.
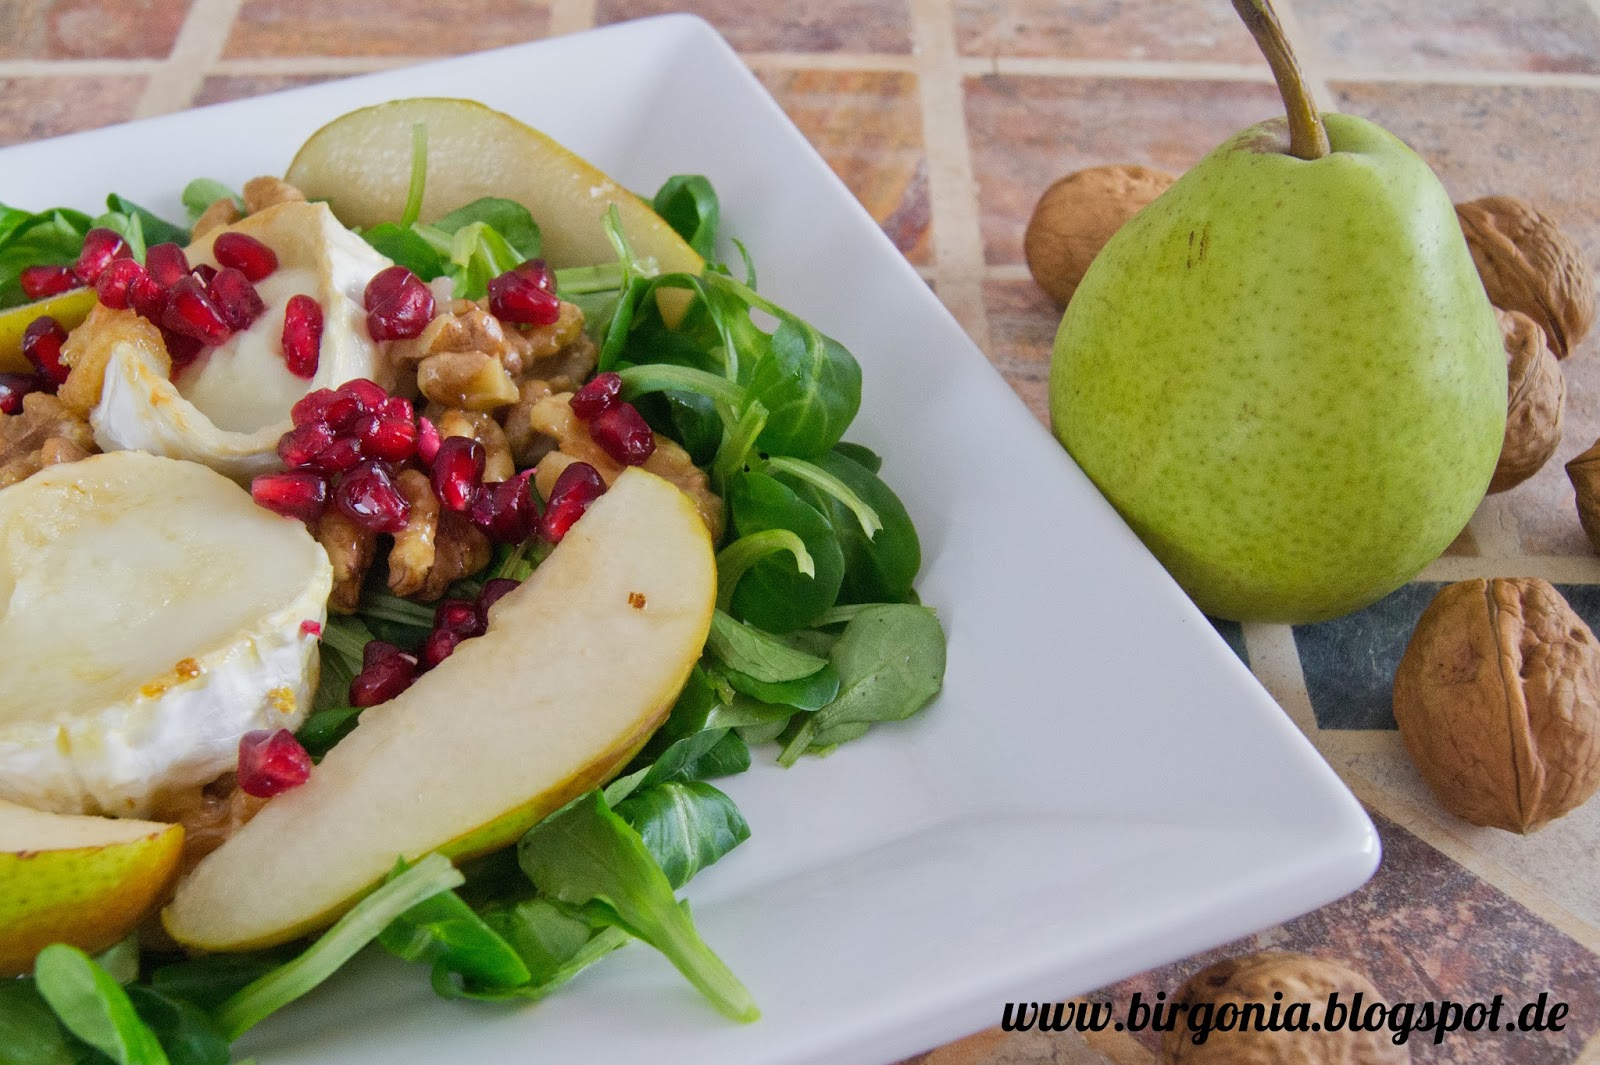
[
  {"xmin": 1489, "ymin": 308, "xmax": 1563, "ymax": 493},
  {"xmin": 417, "ymin": 350, "xmax": 521, "ymax": 411},
  {"xmin": 0, "ymin": 392, "xmax": 97, "ymax": 488},
  {"xmin": 242, "ymin": 176, "xmax": 306, "ymax": 214},
  {"xmin": 1457, "ymin": 196, "xmax": 1595, "ymax": 358},
  {"xmin": 1025, "ymin": 164, "xmax": 1175, "ymax": 307},
  {"xmin": 1393, "ymin": 578, "xmax": 1600, "ymax": 833}
]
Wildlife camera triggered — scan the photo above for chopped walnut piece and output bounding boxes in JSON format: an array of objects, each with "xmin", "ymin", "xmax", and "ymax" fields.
[
  {"xmin": 314, "ymin": 507, "xmax": 376, "ymax": 614},
  {"xmin": 524, "ymin": 331, "xmax": 597, "ymax": 393},
  {"xmin": 417, "ymin": 511, "xmax": 492, "ymax": 601},
  {"xmin": 436, "ymin": 408, "xmax": 516, "ymax": 482},
  {"xmin": 0, "ymin": 392, "xmax": 98, "ymax": 489},
  {"xmin": 519, "ymin": 302, "xmax": 588, "ymax": 365},
  {"xmin": 503, "ymin": 377, "xmax": 558, "ymax": 469},
  {"xmin": 242, "ymin": 175, "xmax": 306, "ymax": 213},
  {"xmin": 149, "ymin": 773, "xmax": 266, "ymax": 881},
  {"xmin": 388, "ymin": 469, "xmax": 440, "ymax": 597},
  {"xmin": 58, "ymin": 305, "xmax": 165, "ymax": 418},
  {"xmin": 529, "ymin": 393, "xmax": 724, "ymax": 538},
  {"xmin": 392, "ymin": 304, "xmax": 517, "ymax": 371},
  {"xmin": 417, "ymin": 350, "xmax": 521, "ymax": 411},
  {"xmin": 191, "ymin": 196, "xmax": 242, "ymax": 241}
]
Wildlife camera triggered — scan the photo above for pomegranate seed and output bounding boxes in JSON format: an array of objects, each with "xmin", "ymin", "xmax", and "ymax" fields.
[
  {"xmin": 351, "ymin": 412, "xmax": 417, "ymax": 462},
  {"xmin": 312, "ymin": 434, "xmax": 364, "ymax": 474},
  {"xmin": 291, "ymin": 387, "xmax": 340, "ymax": 428},
  {"xmin": 277, "ymin": 421, "xmax": 336, "ymax": 468},
  {"xmin": 162, "ymin": 277, "xmax": 231, "ymax": 346},
  {"xmin": 570, "ymin": 371, "xmax": 622, "ymax": 420},
  {"xmin": 478, "ymin": 577, "xmax": 519, "ymax": 620},
  {"xmin": 589, "ymin": 402, "xmax": 656, "ymax": 466},
  {"xmin": 416, "ymin": 416, "xmax": 441, "ymax": 463},
  {"xmin": 190, "ymin": 263, "xmax": 218, "ymax": 287},
  {"xmin": 21, "ymin": 316, "xmax": 70, "ymax": 387},
  {"xmin": 19, "ymin": 265, "xmax": 79, "ymax": 301},
  {"xmin": 281, "ymin": 294, "xmax": 324, "ymax": 379},
  {"xmin": 539, "ymin": 461, "xmax": 606, "ymax": 543},
  {"xmin": 362, "ymin": 639, "xmax": 408, "ymax": 670},
  {"xmin": 419, "ymin": 628, "xmax": 463, "ymax": 671},
  {"xmin": 144, "ymin": 243, "xmax": 191, "ymax": 288},
  {"xmin": 95, "ymin": 258, "xmax": 147, "ymax": 311},
  {"xmin": 434, "ymin": 599, "xmax": 486, "ymax": 639},
  {"xmin": 160, "ymin": 328, "xmax": 204, "ymax": 372},
  {"xmin": 487, "ymin": 265, "xmax": 561, "ymax": 326},
  {"xmin": 430, "ymin": 436, "xmax": 484, "ymax": 512},
  {"xmin": 0, "ymin": 373, "xmax": 40, "ymax": 415},
  {"xmin": 236, "ymin": 729, "xmax": 312, "ymax": 798},
  {"xmin": 335, "ymin": 460, "xmax": 410, "ymax": 533},
  {"xmin": 213, "ymin": 232, "xmax": 278, "ymax": 282},
  {"xmin": 73, "ymin": 228, "xmax": 130, "ymax": 285},
  {"xmin": 129, "ymin": 272, "xmax": 166, "ymax": 321},
  {"xmin": 209, "ymin": 267, "xmax": 266, "ymax": 332},
  {"xmin": 379, "ymin": 395, "xmax": 413, "ymax": 421},
  {"xmin": 300, "ymin": 620, "xmax": 323, "ymax": 638},
  {"xmin": 251, "ymin": 470, "xmax": 328, "ymax": 521},
  {"xmin": 514, "ymin": 258, "xmax": 557, "ymax": 293},
  {"xmin": 469, "ymin": 472, "xmax": 535, "ymax": 543},
  {"xmin": 363, "ymin": 266, "xmax": 434, "ymax": 341},
  {"xmin": 338, "ymin": 378, "xmax": 388, "ymax": 411},
  {"xmin": 349, "ymin": 652, "xmax": 418, "ymax": 707}
]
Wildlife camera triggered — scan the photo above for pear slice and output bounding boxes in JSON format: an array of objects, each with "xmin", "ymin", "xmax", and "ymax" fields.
[
  {"xmin": 0, "ymin": 288, "xmax": 98, "ymax": 373},
  {"xmin": 0, "ymin": 799, "xmax": 183, "ymax": 976},
  {"xmin": 164, "ymin": 467, "xmax": 715, "ymax": 952}
]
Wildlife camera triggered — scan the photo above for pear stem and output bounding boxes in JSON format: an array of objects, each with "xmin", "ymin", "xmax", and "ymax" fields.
[{"xmin": 1231, "ymin": 0, "xmax": 1329, "ymax": 160}]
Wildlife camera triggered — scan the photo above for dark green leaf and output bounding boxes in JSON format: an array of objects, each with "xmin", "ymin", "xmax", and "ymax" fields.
[
  {"xmin": 432, "ymin": 197, "xmax": 541, "ymax": 260},
  {"xmin": 0, "ymin": 980, "xmax": 80, "ymax": 1065},
  {"xmin": 295, "ymin": 706, "xmax": 363, "ymax": 759},
  {"xmin": 362, "ymin": 222, "xmax": 447, "ymax": 279},
  {"xmin": 832, "ymin": 441, "xmax": 882, "ymax": 474},
  {"xmin": 651, "ymin": 175, "xmax": 720, "ymax": 260},
  {"xmin": 746, "ymin": 318, "xmax": 861, "ymax": 459},
  {"xmin": 459, "ymin": 900, "xmax": 628, "ymax": 1002},
  {"xmin": 0, "ymin": 208, "xmax": 93, "ymax": 309},
  {"xmin": 147, "ymin": 950, "xmax": 294, "ymax": 1014},
  {"xmin": 377, "ymin": 861, "xmax": 531, "ymax": 991},
  {"xmin": 802, "ymin": 452, "xmax": 921, "ymax": 605},
  {"xmin": 707, "ymin": 610, "xmax": 828, "ymax": 683},
  {"xmin": 105, "ymin": 196, "xmax": 188, "ymax": 247},
  {"xmin": 33, "ymin": 945, "xmax": 169, "ymax": 1065},
  {"xmin": 642, "ymin": 728, "xmax": 751, "ymax": 786},
  {"xmin": 616, "ymin": 781, "xmax": 750, "ymax": 889},
  {"xmin": 726, "ymin": 470, "xmax": 844, "ymax": 632},
  {"xmin": 124, "ymin": 988, "xmax": 229, "ymax": 1065},
  {"xmin": 725, "ymin": 662, "xmax": 840, "ymax": 711}
]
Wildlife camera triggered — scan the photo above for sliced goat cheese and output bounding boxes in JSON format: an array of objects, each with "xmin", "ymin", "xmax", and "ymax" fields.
[
  {"xmin": 0, "ymin": 451, "xmax": 333, "ymax": 817},
  {"xmin": 91, "ymin": 201, "xmax": 393, "ymax": 480}
]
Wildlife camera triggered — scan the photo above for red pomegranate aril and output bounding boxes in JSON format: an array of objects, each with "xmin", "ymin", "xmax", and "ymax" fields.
[
  {"xmin": 469, "ymin": 472, "xmax": 535, "ymax": 544},
  {"xmin": 250, "ymin": 470, "xmax": 328, "ymax": 521},
  {"xmin": 352, "ymin": 411, "xmax": 418, "ymax": 462},
  {"xmin": 19, "ymin": 265, "xmax": 80, "ymax": 301},
  {"xmin": 514, "ymin": 258, "xmax": 556, "ymax": 293},
  {"xmin": 0, "ymin": 373, "xmax": 39, "ymax": 415},
  {"xmin": 338, "ymin": 378, "xmax": 388, "ymax": 411},
  {"xmin": 434, "ymin": 598, "xmax": 486, "ymax": 639},
  {"xmin": 312, "ymin": 434, "xmax": 364, "ymax": 474},
  {"xmin": 416, "ymin": 416, "xmax": 441, "ymax": 463},
  {"xmin": 570, "ymin": 371, "xmax": 622, "ymax": 420},
  {"xmin": 362, "ymin": 640, "xmax": 407, "ymax": 670},
  {"xmin": 213, "ymin": 231, "xmax": 279, "ymax": 282},
  {"xmin": 144, "ymin": 243, "xmax": 191, "ymax": 288},
  {"xmin": 190, "ymin": 263, "xmax": 218, "ymax": 287},
  {"xmin": 291, "ymin": 387, "xmax": 340, "ymax": 428},
  {"xmin": 210, "ymin": 267, "xmax": 267, "ymax": 332},
  {"xmin": 277, "ymin": 420, "xmax": 336, "ymax": 468},
  {"xmin": 300, "ymin": 619, "xmax": 323, "ymax": 638},
  {"xmin": 419, "ymin": 627, "xmax": 463, "ymax": 671},
  {"xmin": 431, "ymin": 436, "xmax": 485, "ymax": 512},
  {"xmin": 379, "ymin": 395, "xmax": 413, "ymax": 421},
  {"xmin": 129, "ymin": 272, "xmax": 167, "ymax": 321},
  {"xmin": 349, "ymin": 652, "xmax": 418, "ymax": 707},
  {"xmin": 487, "ymin": 265, "xmax": 561, "ymax": 326},
  {"xmin": 160, "ymin": 328, "xmax": 205, "ymax": 373},
  {"xmin": 363, "ymin": 266, "xmax": 434, "ymax": 341},
  {"xmin": 589, "ymin": 401, "xmax": 656, "ymax": 466},
  {"xmin": 73, "ymin": 228, "xmax": 130, "ymax": 285},
  {"xmin": 21, "ymin": 316, "xmax": 70, "ymax": 387},
  {"xmin": 539, "ymin": 461, "xmax": 606, "ymax": 543},
  {"xmin": 335, "ymin": 460, "xmax": 410, "ymax": 533},
  {"xmin": 281, "ymin": 294, "xmax": 324, "ymax": 379},
  {"xmin": 236, "ymin": 729, "xmax": 312, "ymax": 798},
  {"xmin": 162, "ymin": 276, "xmax": 231, "ymax": 346},
  {"xmin": 478, "ymin": 577, "xmax": 519, "ymax": 619},
  {"xmin": 95, "ymin": 258, "xmax": 147, "ymax": 311}
]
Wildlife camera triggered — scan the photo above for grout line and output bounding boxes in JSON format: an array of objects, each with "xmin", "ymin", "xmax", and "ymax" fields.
[
  {"xmin": 1332, "ymin": 768, "xmax": 1600, "ymax": 955},
  {"xmin": 960, "ymin": 56, "xmax": 1272, "ymax": 82},
  {"xmin": 1418, "ymin": 552, "xmax": 1600, "ymax": 584},
  {"xmin": 909, "ymin": 0, "xmax": 991, "ymax": 354},
  {"xmin": 0, "ymin": 59, "xmax": 162, "ymax": 77},
  {"xmin": 134, "ymin": 0, "xmax": 243, "ymax": 117},
  {"xmin": 210, "ymin": 55, "xmax": 416, "ymax": 76},
  {"xmin": 1240, "ymin": 623, "xmax": 1318, "ymax": 733},
  {"xmin": 1323, "ymin": 65, "xmax": 1600, "ymax": 90},
  {"xmin": 743, "ymin": 51, "xmax": 918, "ymax": 73},
  {"xmin": 547, "ymin": 0, "xmax": 596, "ymax": 37},
  {"xmin": 1463, "ymin": 493, "xmax": 1525, "ymax": 558},
  {"xmin": 985, "ymin": 263, "xmax": 1033, "ymax": 281}
]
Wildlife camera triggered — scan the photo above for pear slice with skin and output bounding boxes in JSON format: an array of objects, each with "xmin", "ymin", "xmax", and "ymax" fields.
[
  {"xmin": 0, "ymin": 799, "xmax": 183, "ymax": 976},
  {"xmin": 164, "ymin": 467, "xmax": 716, "ymax": 952},
  {"xmin": 0, "ymin": 288, "xmax": 98, "ymax": 373}
]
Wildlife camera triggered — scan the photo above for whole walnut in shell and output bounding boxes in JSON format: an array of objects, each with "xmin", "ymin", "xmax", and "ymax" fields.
[
  {"xmin": 1457, "ymin": 196, "xmax": 1595, "ymax": 358},
  {"xmin": 1026, "ymin": 164, "xmax": 1175, "ymax": 306},
  {"xmin": 1489, "ymin": 307, "xmax": 1563, "ymax": 493},
  {"xmin": 1567, "ymin": 438, "xmax": 1600, "ymax": 552},
  {"xmin": 1162, "ymin": 951, "xmax": 1408, "ymax": 1064},
  {"xmin": 1393, "ymin": 578, "xmax": 1600, "ymax": 833}
]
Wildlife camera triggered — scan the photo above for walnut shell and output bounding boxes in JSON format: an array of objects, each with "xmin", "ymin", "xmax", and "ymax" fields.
[
  {"xmin": 1393, "ymin": 578, "xmax": 1600, "ymax": 833},
  {"xmin": 1025, "ymin": 164, "xmax": 1175, "ymax": 306},
  {"xmin": 1568, "ymin": 438, "xmax": 1600, "ymax": 552},
  {"xmin": 1489, "ymin": 308, "xmax": 1564, "ymax": 492},
  {"xmin": 1457, "ymin": 196, "xmax": 1595, "ymax": 358},
  {"xmin": 1162, "ymin": 952, "xmax": 1408, "ymax": 1064}
]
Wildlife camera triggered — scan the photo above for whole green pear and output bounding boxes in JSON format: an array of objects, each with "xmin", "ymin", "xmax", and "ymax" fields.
[{"xmin": 1048, "ymin": 109, "xmax": 1505, "ymax": 623}]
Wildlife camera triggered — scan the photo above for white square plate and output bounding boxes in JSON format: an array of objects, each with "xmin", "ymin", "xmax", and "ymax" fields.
[{"xmin": 0, "ymin": 16, "xmax": 1378, "ymax": 1065}]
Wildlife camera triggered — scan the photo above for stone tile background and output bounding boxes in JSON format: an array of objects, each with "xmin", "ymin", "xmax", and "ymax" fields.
[{"xmin": 2, "ymin": 0, "xmax": 1599, "ymax": 1062}]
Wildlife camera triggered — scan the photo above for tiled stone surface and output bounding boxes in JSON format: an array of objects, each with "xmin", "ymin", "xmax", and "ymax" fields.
[
  {"xmin": 225, "ymin": 0, "xmax": 550, "ymax": 57},
  {"xmin": 0, "ymin": 0, "xmax": 190, "ymax": 59},
  {"xmin": 1298, "ymin": 0, "xmax": 1600, "ymax": 75},
  {"xmin": 758, "ymin": 69, "xmax": 931, "ymax": 266},
  {"xmin": 0, "ymin": 76, "xmax": 145, "ymax": 148},
  {"xmin": 954, "ymin": 0, "xmax": 1265, "ymax": 64},
  {"xmin": 595, "ymin": 0, "xmax": 914, "ymax": 53},
  {"xmin": 1293, "ymin": 583, "xmax": 1443, "ymax": 731},
  {"xmin": 964, "ymin": 76, "xmax": 1282, "ymax": 265},
  {"xmin": 193, "ymin": 73, "xmax": 339, "ymax": 106},
  {"xmin": 982, "ymin": 276, "xmax": 1057, "ymax": 421}
]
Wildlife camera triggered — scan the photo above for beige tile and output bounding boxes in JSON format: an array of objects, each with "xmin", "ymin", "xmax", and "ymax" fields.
[
  {"xmin": 224, "ymin": 0, "xmax": 549, "ymax": 57},
  {"xmin": 954, "ymin": 0, "xmax": 1264, "ymax": 64},
  {"xmin": 1299, "ymin": 0, "xmax": 1600, "ymax": 75},
  {"xmin": 0, "ymin": 0, "xmax": 191, "ymax": 60},
  {"xmin": 193, "ymin": 72, "xmax": 339, "ymax": 105},
  {"xmin": 0, "ymin": 75, "xmax": 145, "ymax": 148},
  {"xmin": 595, "ymin": 0, "xmax": 913, "ymax": 53}
]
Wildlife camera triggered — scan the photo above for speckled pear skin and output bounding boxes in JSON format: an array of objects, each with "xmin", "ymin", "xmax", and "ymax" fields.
[{"xmin": 1050, "ymin": 113, "xmax": 1506, "ymax": 624}]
